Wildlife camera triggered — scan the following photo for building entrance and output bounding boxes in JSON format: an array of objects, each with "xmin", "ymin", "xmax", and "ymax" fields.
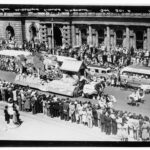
[
  {"xmin": 6, "ymin": 26, "xmax": 15, "ymax": 41},
  {"xmin": 136, "ymin": 31, "xmax": 143, "ymax": 49},
  {"xmin": 29, "ymin": 25, "xmax": 37, "ymax": 41},
  {"xmin": 54, "ymin": 26, "xmax": 62, "ymax": 46}
]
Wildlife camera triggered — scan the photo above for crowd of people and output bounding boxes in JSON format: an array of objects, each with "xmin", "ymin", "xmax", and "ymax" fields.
[
  {"xmin": 0, "ymin": 55, "xmax": 20, "ymax": 72},
  {"xmin": 0, "ymin": 41, "xmax": 150, "ymax": 141},
  {"xmin": 0, "ymin": 79, "xmax": 150, "ymax": 141}
]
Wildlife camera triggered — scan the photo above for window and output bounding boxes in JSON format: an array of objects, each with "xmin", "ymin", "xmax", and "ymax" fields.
[
  {"xmin": 101, "ymin": 70, "xmax": 106, "ymax": 74},
  {"xmin": 107, "ymin": 70, "xmax": 111, "ymax": 73},
  {"xmin": 98, "ymin": 29, "xmax": 104, "ymax": 45},
  {"xmin": 95, "ymin": 69, "xmax": 99, "ymax": 73},
  {"xmin": 136, "ymin": 31, "xmax": 143, "ymax": 49},
  {"xmin": 81, "ymin": 28, "xmax": 87, "ymax": 44},
  {"xmin": 116, "ymin": 30, "xmax": 123, "ymax": 46}
]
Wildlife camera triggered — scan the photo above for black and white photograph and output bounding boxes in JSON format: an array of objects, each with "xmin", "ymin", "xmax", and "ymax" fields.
[{"xmin": 0, "ymin": 0, "xmax": 150, "ymax": 147}]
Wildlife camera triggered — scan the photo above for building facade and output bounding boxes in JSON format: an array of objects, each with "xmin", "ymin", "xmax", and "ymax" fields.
[{"xmin": 1, "ymin": 5, "xmax": 150, "ymax": 51}]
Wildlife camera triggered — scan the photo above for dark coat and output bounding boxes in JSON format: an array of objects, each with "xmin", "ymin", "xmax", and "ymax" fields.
[
  {"xmin": 4, "ymin": 109, "xmax": 10, "ymax": 122},
  {"xmin": 63, "ymin": 102, "xmax": 69, "ymax": 114}
]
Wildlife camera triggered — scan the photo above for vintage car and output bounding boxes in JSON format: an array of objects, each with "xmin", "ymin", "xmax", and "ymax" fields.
[{"xmin": 86, "ymin": 64, "xmax": 117, "ymax": 79}]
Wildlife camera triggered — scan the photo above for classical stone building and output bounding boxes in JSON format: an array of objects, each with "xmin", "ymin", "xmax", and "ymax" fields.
[{"xmin": 1, "ymin": 5, "xmax": 150, "ymax": 51}]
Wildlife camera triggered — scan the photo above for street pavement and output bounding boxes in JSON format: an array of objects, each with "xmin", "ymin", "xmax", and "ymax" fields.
[
  {"xmin": 0, "ymin": 70, "xmax": 149, "ymax": 116},
  {"xmin": 0, "ymin": 103, "xmax": 120, "ymax": 141}
]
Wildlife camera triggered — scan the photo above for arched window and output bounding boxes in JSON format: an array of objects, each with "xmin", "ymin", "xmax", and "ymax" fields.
[
  {"xmin": 98, "ymin": 29, "xmax": 104, "ymax": 45},
  {"xmin": 6, "ymin": 26, "xmax": 15, "ymax": 41},
  {"xmin": 136, "ymin": 31, "xmax": 143, "ymax": 49},
  {"xmin": 116, "ymin": 30, "xmax": 123, "ymax": 46},
  {"xmin": 81, "ymin": 28, "xmax": 87, "ymax": 45}
]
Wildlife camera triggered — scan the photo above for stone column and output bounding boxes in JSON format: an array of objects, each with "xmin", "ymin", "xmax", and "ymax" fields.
[
  {"xmin": 147, "ymin": 27, "xmax": 150, "ymax": 51},
  {"xmin": 21, "ymin": 19, "xmax": 26, "ymax": 43},
  {"xmin": 51, "ymin": 22, "xmax": 54, "ymax": 54},
  {"xmin": 134, "ymin": 32, "xmax": 136, "ymax": 50},
  {"xmin": 71, "ymin": 24, "xmax": 76, "ymax": 47},
  {"xmin": 88, "ymin": 25, "xmax": 92, "ymax": 46},
  {"xmin": 47, "ymin": 26, "xmax": 52, "ymax": 50},
  {"xmin": 126, "ymin": 26, "xmax": 130, "ymax": 50},
  {"xmin": 106, "ymin": 26, "xmax": 110, "ymax": 51},
  {"xmin": 114, "ymin": 31, "xmax": 116, "ymax": 47},
  {"xmin": 96, "ymin": 30, "xmax": 98, "ymax": 47},
  {"xmin": 79, "ymin": 29, "xmax": 82, "ymax": 46}
]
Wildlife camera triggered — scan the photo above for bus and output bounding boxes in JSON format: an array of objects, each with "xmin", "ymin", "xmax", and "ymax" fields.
[{"xmin": 120, "ymin": 64, "xmax": 150, "ymax": 88}]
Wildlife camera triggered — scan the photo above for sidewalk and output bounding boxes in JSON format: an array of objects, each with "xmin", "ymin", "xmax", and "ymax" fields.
[{"xmin": 0, "ymin": 101, "xmax": 121, "ymax": 141}]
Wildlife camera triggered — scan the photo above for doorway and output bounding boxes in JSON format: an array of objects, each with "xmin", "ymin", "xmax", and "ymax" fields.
[
  {"xmin": 29, "ymin": 25, "xmax": 37, "ymax": 41},
  {"xmin": 54, "ymin": 26, "xmax": 62, "ymax": 46},
  {"xmin": 136, "ymin": 31, "xmax": 143, "ymax": 49},
  {"xmin": 6, "ymin": 26, "xmax": 15, "ymax": 40}
]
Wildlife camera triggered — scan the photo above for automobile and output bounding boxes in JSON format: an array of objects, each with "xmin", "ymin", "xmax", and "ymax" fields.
[{"xmin": 86, "ymin": 64, "xmax": 117, "ymax": 79}]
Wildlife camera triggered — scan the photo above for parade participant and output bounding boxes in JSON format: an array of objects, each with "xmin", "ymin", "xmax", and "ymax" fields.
[{"xmin": 136, "ymin": 88, "xmax": 145, "ymax": 103}]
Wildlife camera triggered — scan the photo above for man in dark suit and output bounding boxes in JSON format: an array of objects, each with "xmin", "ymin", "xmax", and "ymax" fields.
[
  {"xmin": 63, "ymin": 99, "xmax": 70, "ymax": 121},
  {"xmin": 100, "ymin": 111, "xmax": 105, "ymax": 133},
  {"xmin": 59, "ymin": 99, "xmax": 64, "ymax": 120}
]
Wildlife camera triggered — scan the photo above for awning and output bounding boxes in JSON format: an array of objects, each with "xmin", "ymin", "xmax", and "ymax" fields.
[
  {"xmin": 60, "ymin": 60, "xmax": 84, "ymax": 72},
  {"xmin": 0, "ymin": 50, "xmax": 31, "ymax": 57}
]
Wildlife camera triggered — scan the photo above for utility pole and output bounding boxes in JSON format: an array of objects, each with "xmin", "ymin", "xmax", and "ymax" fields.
[{"xmin": 51, "ymin": 18, "xmax": 54, "ymax": 54}]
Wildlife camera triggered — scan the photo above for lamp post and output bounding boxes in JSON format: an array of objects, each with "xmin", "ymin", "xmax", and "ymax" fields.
[{"xmin": 51, "ymin": 18, "xmax": 54, "ymax": 54}]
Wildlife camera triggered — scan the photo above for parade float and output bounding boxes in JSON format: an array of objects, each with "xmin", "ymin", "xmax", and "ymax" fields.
[
  {"xmin": 39, "ymin": 59, "xmax": 85, "ymax": 97},
  {"xmin": 14, "ymin": 53, "xmax": 85, "ymax": 97}
]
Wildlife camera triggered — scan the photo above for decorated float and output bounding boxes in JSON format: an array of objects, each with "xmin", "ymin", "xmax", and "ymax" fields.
[{"xmin": 15, "ymin": 54, "xmax": 85, "ymax": 97}]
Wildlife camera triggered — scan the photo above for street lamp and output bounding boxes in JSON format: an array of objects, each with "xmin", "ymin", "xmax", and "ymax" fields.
[{"xmin": 51, "ymin": 18, "xmax": 54, "ymax": 55}]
